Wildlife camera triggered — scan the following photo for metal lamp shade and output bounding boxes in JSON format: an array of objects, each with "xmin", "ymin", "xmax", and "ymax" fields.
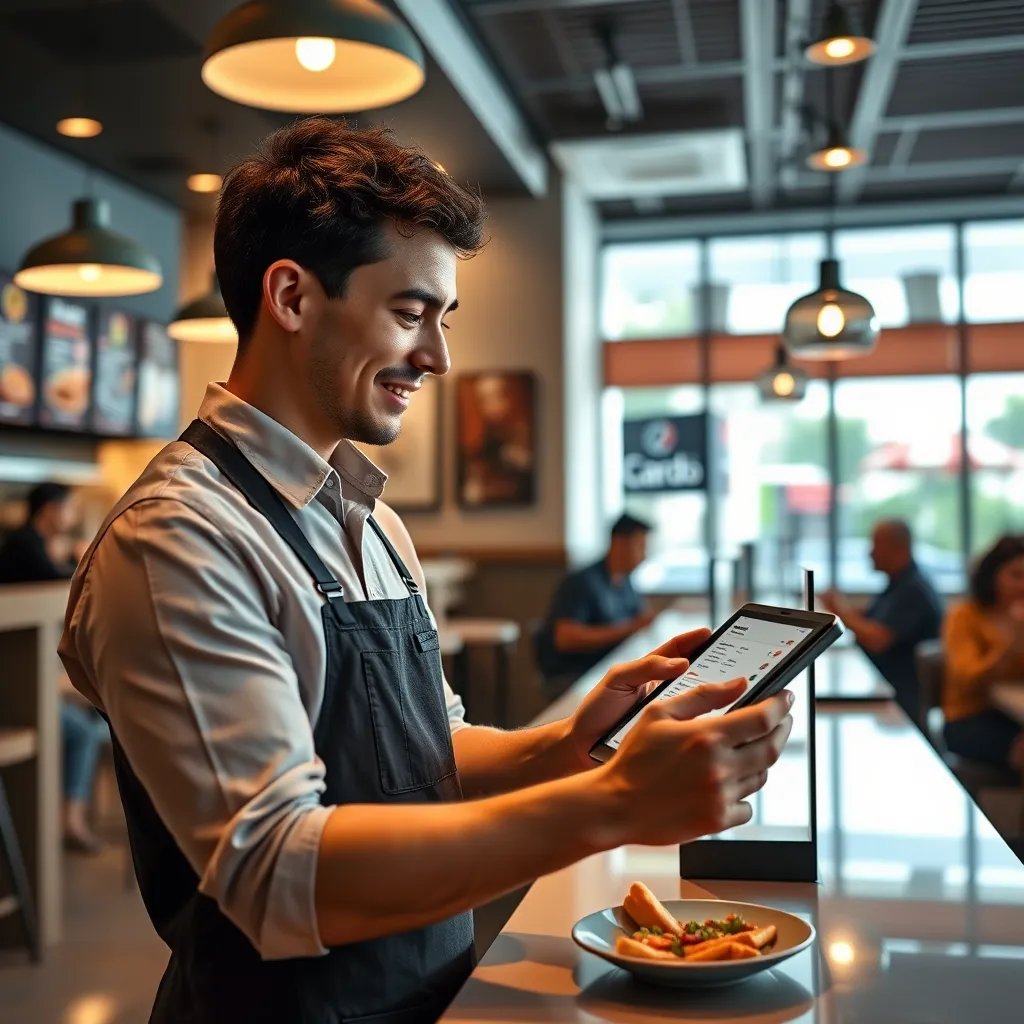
[
  {"xmin": 15, "ymin": 198, "xmax": 162, "ymax": 297},
  {"xmin": 168, "ymin": 273, "xmax": 237, "ymax": 343},
  {"xmin": 202, "ymin": 0, "xmax": 425, "ymax": 112},
  {"xmin": 805, "ymin": 2, "xmax": 876, "ymax": 65},
  {"xmin": 758, "ymin": 346, "xmax": 809, "ymax": 401},
  {"xmin": 783, "ymin": 259, "xmax": 879, "ymax": 360},
  {"xmin": 807, "ymin": 122, "xmax": 866, "ymax": 171}
]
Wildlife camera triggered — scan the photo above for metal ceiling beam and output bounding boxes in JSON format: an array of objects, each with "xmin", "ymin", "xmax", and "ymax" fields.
[
  {"xmin": 836, "ymin": 0, "xmax": 919, "ymax": 204},
  {"xmin": 524, "ymin": 59, "xmax": 758, "ymax": 94},
  {"xmin": 393, "ymin": 0, "xmax": 547, "ymax": 196},
  {"xmin": 467, "ymin": 0, "xmax": 659, "ymax": 12},
  {"xmin": 889, "ymin": 129, "xmax": 917, "ymax": 169},
  {"xmin": 881, "ymin": 107, "xmax": 1024, "ymax": 132},
  {"xmin": 901, "ymin": 33, "xmax": 1024, "ymax": 62},
  {"xmin": 859, "ymin": 156, "xmax": 1024, "ymax": 183},
  {"xmin": 778, "ymin": 0, "xmax": 813, "ymax": 192},
  {"xmin": 739, "ymin": 0, "xmax": 776, "ymax": 208},
  {"xmin": 602, "ymin": 194, "xmax": 1024, "ymax": 243},
  {"xmin": 669, "ymin": 0, "xmax": 699, "ymax": 67}
]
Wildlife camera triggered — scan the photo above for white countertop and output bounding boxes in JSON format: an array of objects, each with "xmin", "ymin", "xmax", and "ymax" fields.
[{"xmin": 441, "ymin": 611, "xmax": 1024, "ymax": 1022}]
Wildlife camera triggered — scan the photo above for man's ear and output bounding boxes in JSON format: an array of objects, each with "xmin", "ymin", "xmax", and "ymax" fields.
[{"xmin": 262, "ymin": 260, "xmax": 308, "ymax": 333}]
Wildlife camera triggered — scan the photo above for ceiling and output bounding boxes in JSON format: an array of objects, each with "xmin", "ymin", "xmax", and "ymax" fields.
[
  {"xmin": 0, "ymin": 1, "xmax": 1021, "ymax": 226},
  {"xmin": 455, "ymin": 0, "xmax": 1024, "ymax": 220},
  {"xmin": 0, "ymin": 0, "xmax": 526, "ymax": 214}
]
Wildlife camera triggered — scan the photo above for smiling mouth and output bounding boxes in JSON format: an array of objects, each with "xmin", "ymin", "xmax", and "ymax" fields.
[{"xmin": 381, "ymin": 383, "xmax": 413, "ymax": 400}]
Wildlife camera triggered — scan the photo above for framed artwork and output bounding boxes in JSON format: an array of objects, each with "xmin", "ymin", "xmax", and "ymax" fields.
[
  {"xmin": 456, "ymin": 370, "xmax": 537, "ymax": 508},
  {"xmin": 355, "ymin": 378, "xmax": 442, "ymax": 511}
]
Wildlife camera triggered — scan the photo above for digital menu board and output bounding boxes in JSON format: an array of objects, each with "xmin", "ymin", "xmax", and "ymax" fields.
[
  {"xmin": 0, "ymin": 271, "xmax": 40, "ymax": 426},
  {"xmin": 136, "ymin": 320, "xmax": 179, "ymax": 438},
  {"xmin": 92, "ymin": 309, "xmax": 138, "ymax": 436},
  {"xmin": 38, "ymin": 296, "xmax": 92, "ymax": 431}
]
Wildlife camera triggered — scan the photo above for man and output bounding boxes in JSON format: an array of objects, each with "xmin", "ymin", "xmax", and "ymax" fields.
[
  {"xmin": 821, "ymin": 518, "xmax": 943, "ymax": 716},
  {"xmin": 536, "ymin": 513, "xmax": 656, "ymax": 691},
  {"xmin": 59, "ymin": 119, "xmax": 793, "ymax": 1024},
  {"xmin": 0, "ymin": 482, "xmax": 107, "ymax": 852}
]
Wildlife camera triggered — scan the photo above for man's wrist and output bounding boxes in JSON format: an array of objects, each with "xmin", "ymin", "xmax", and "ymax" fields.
[{"xmin": 561, "ymin": 764, "xmax": 631, "ymax": 854}]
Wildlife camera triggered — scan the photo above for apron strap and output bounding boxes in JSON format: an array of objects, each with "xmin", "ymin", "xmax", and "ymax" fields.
[
  {"xmin": 179, "ymin": 419, "xmax": 357, "ymax": 625},
  {"xmin": 366, "ymin": 515, "xmax": 420, "ymax": 596}
]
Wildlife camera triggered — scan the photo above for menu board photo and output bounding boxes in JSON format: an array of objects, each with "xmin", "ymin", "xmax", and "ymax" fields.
[
  {"xmin": 38, "ymin": 296, "xmax": 93, "ymax": 432},
  {"xmin": 92, "ymin": 309, "xmax": 138, "ymax": 436},
  {"xmin": 136, "ymin": 320, "xmax": 180, "ymax": 438},
  {"xmin": 0, "ymin": 270, "xmax": 40, "ymax": 426}
]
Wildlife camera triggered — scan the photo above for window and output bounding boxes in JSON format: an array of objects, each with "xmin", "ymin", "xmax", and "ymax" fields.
[
  {"xmin": 708, "ymin": 232, "xmax": 827, "ymax": 335},
  {"xmin": 834, "ymin": 377, "xmax": 965, "ymax": 594},
  {"xmin": 964, "ymin": 219, "xmax": 1024, "ymax": 324},
  {"xmin": 965, "ymin": 374, "xmax": 1024, "ymax": 555},
  {"xmin": 601, "ymin": 241, "xmax": 701, "ymax": 340},
  {"xmin": 832, "ymin": 224, "xmax": 959, "ymax": 327}
]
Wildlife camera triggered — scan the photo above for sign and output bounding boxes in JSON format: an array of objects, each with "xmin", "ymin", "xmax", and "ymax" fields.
[
  {"xmin": 623, "ymin": 413, "xmax": 707, "ymax": 493},
  {"xmin": 0, "ymin": 271, "xmax": 39, "ymax": 426},
  {"xmin": 136, "ymin": 321, "xmax": 179, "ymax": 438},
  {"xmin": 92, "ymin": 309, "xmax": 138, "ymax": 436},
  {"xmin": 38, "ymin": 296, "xmax": 92, "ymax": 431}
]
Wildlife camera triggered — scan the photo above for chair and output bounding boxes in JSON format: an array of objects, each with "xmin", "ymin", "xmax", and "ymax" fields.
[
  {"xmin": 0, "ymin": 727, "xmax": 41, "ymax": 962},
  {"xmin": 445, "ymin": 618, "xmax": 521, "ymax": 727}
]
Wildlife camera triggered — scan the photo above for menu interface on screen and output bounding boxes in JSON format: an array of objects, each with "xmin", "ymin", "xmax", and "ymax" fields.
[{"xmin": 606, "ymin": 616, "xmax": 814, "ymax": 750}]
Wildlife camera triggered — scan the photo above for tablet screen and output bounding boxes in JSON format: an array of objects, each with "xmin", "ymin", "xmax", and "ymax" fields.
[{"xmin": 604, "ymin": 615, "xmax": 814, "ymax": 751}]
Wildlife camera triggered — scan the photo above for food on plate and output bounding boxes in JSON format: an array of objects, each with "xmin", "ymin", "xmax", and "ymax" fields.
[
  {"xmin": 0, "ymin": 363, "xmax": 34, "ymax": 407},
  {"xmin": 617, "ymin": 883, "xmax": 778, "ymax": 963}
]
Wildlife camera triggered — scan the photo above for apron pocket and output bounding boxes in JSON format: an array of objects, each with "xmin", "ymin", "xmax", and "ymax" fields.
[{"xmin": 361, "ymin": 648, "xmax": 457, "ymax": 795}]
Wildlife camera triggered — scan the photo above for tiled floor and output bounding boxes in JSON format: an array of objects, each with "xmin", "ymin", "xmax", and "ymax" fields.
[{"xmin": 0, "ymin": 840, "xmax": 165, "ymax": 1024}]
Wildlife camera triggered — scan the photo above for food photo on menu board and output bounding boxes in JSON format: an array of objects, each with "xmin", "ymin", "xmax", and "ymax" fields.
[
  {"xmin": 0, "ymin": 270, "xmax": 40, "ymax": 426},
  {"xmin": 38, "ymin": 295, "xmax": 93, "ymax": 431},
  {"xmin": 136, "ymin": 320, "xmax": 180, "ymax": 438},
  {"xmin": 92, "ymin": 309, "xmax": 138, "ymax": 436}
]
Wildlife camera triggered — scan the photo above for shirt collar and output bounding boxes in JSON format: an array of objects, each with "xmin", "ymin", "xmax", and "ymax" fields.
[{"xmin": 196, "ymin": 383, "xmax": 388, "ymax": 509}]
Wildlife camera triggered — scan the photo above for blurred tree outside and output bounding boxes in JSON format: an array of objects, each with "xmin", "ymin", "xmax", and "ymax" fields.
[{"xmin": 981, "ymin": 394, "xmax": 1024, "ymax": 447}]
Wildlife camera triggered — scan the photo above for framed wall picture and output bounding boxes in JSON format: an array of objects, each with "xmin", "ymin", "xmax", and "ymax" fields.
[
  {"xmin": 91, "ymin": 309, "xmax": 139, "ymax": 437},
  {"xmin": 37, "ymin": 296, "xmax": 93, "ymax": 432},
  {"xmin": 456, "ymin": 370, "xmax": 537, "ymax": 508},
  {"xmin": 355, "ymin": 378, "xmax": 442, "ymax": 512},
  {"xmin": 0, "ymin": 270, "xmax": 40, "ymax": 427},
  {"xmin": 136, "ymin": 320, "xmax": 180, "ymax": 438}
]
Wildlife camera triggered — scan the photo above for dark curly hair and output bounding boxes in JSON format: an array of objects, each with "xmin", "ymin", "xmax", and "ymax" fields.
[
  {"xmin": 969, "ymin": 534, "xmax": 1024, "ymax": 607},
  {"xmin": 215, "ymin": 117, "xmax": 486, "ymax": 344}
]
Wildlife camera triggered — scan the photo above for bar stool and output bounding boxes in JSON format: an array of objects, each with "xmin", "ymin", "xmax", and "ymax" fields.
[
  {"xmin": 445, "ymin": 618, "xmax": 520, "ymax": 726},
  {"xmin": 0, "ymin": 727, "xmax": 41, "ymax": 962}
]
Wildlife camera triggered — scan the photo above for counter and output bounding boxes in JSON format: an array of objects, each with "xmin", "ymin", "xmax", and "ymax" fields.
[{"xmin": 442, "ymin": 612, "xmax": 1024, "ymax": 1021}]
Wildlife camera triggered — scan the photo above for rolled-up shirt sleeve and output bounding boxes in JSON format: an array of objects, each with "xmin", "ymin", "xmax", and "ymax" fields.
[{"xmin": 61, "ymin": 499, "xmax": 332, "ymax": 960}]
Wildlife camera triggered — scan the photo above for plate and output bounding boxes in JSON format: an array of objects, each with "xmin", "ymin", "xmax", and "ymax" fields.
[{"xmin": 571, "ymin": 899, "xmax": 815, "ymax": 989}]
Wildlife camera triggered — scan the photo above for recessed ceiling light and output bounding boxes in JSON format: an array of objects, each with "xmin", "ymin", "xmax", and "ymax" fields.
[
  {"xmin": 187, "ymin": 173, "xmax": 223, "ymax": 193},
  {"xmin": 57, "ymin": 117, "xmax": 103, "ymax": 139}
]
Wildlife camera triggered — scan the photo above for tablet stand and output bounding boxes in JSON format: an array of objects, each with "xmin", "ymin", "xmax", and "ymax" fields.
[{"xmin": 678, "ymin": 568, "xmax": 819, "ymax": 883}]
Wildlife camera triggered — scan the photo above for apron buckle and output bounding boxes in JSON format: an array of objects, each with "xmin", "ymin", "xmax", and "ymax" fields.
[{"xmin": 317, "ymin": 580, "xmax": 345, "ymax": 599}]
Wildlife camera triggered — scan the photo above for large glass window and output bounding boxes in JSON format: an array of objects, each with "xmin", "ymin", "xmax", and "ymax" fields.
[
  {"xmin": 601, "ymin": 241, "xmax": 701, "ymax": 340},
  {"xmin": 964, "ymin": 219, "xmax": 1024, "ymax": 323},
  {"xmin": 708, "ymin": 232, "xmax": 827, "ymax": 335},
  {"xmin": 965, "ymin": 374, "xmax": 1024, "ymax": 555},
  {"xmin": 834, "ymin": 377, "xmax": 965, "ymax": 594},
  {"xmin": 709, "ymin": 381, "xmax": 832, "ymax": 599},
  {"xmin": 832, "ymin": 224, "xmax": 959, "ymax": 327}
]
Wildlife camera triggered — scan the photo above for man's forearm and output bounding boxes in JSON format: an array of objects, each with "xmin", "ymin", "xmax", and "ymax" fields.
[
  {"xmin": 453, "ymin": 720, "xmax": 585, "ymax": 798},
  {"xmin": 839, "ymin": 607, "xmax": 894, "ymax": 653},
  {"xmin": 555, "ymin": 618, "xmax": 636, "ymax": 654},
  {"xmin": 314, "ymin": 767, "xmax": 621, "ymax": 947}
]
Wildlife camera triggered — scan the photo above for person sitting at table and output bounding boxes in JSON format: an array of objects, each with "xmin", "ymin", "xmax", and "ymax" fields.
[
  {"xmin": 0, "ymin": 482, "xmax": 108, "ymax": 853},
  {"xmin": 942, "ymin": 534, "xmax": 1024, "ymax": 769},
  {"xmin": 821, "ymin": 518, "xmax": 943, "ymax": 718},
  {"xmin": 535, "ymin": 513, "xmax": 657, "ymax": 695}
]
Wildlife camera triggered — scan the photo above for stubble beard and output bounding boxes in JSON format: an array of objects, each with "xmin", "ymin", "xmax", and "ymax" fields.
[{"xmin": 308, "ymin": 345, "xmax": 401, "ymax": 447}]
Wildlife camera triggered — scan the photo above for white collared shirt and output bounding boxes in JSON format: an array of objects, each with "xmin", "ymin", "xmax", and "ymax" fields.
[{"xmin": 59, "ymin": 383, "xmax": 466, "ymax": 960}]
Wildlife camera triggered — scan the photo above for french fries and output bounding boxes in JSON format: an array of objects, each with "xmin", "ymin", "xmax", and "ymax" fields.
[{"xmin": 617, "ymin": 882, "xmax": 779, "ymax": 964}]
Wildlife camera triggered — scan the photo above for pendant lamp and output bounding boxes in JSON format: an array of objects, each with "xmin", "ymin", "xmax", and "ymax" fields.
[
  {"xmin": 15, "ymin": 198, "xmax": 162, "ymax": 297},
  {"xmin": 807, "ymin": 122, "xmax": 866, "ymax": 172},
  {"xmin": 783, "ymin": 258, "xmax": 878, "ymax": 360},
  {"xmin": 168, "ymin": 273, "xmax": 237, "ymax": 343},
  {"xmin": 805, "ymin": 1, "xmax": 876, "ymax": 66},
  {"xmin": 758, "ymin": 344, "xmax": 809, "ymax": 401},
  {"xmin": 202, "ymin": 0, "xmax": 425, "ymax": 113}
]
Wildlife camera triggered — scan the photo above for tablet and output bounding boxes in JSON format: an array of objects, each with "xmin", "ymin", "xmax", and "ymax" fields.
[{"xmin": 589, "ymin": 603, "xmax": 842, "ymax": 764}]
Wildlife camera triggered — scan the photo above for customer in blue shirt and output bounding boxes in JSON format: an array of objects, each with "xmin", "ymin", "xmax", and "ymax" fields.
[
  {"xmin": 536, "ymin": 514, "xmax": 656, "ymax": 694},
  {"xmin": 821, "ymin": 518, "xmax": 943, "ymax": 717}
]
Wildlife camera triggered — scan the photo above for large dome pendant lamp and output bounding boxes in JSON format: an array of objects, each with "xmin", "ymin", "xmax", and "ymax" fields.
[
  {"xmin": 805, "ymin": 1, "xmax": 876, "ymax": 66},
  {"xmin": 15, "ymin": 198, "xmax": 162, "ymax": 297},
  {"xmin": 168, "ymin": 272, "xmax": 237, "ymax": 344},
  {"xmin": 201, "ymin": 0, "xmax": 425, "ymax": 113}
]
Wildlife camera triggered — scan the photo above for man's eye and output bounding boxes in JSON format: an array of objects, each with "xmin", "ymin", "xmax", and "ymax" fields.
[
  {"xmin": 398, "ymin": 311, "xmax": 423, "ymax": 325},
  {"xmin": 441, "ymin": 322, "xmax": 451, "ymax": 330}
]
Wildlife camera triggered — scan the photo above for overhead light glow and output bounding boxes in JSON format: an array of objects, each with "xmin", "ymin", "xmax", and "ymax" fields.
[
  {"xmin": 829, "ymin": 940, "xmax": 857, "ymax": 965},
  {"xmin": 78, "ymin": 263, "xmax": 102, "ymax": 282},
  {"xmin": 824, "ymin": 147, "xmax": 853, "ymax": 168},
  {"xmin": 57, "ymin": 117, "xmax": 103, "ymax": 138},
  {"xmin": 817, "ymin": 302, "xmax": 846, "ymax": 338},
  {"xmin": 772, "ymin": 371, "xmax": 796, "ymax": 397},
  {"xmin": 295, "ymin": 36, "xmax": 336, "ymax": 72},
  {"xmin": 187, "ymin": 173, "xmax": 223, "ymax": 193},
  {"xmin": 824, "ymin": 37, "xmax": 856, "ymax": 60}
]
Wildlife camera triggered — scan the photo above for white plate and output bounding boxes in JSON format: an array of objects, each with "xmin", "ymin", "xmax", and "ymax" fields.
[{"xmin": 571, "ymin": 898, "xmax": 815, "ymax": 988}]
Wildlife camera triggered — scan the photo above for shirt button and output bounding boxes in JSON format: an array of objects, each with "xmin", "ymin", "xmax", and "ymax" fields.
[{"xmin": 324, "ymin": 477, "xmax": 335, "ymax": 488}]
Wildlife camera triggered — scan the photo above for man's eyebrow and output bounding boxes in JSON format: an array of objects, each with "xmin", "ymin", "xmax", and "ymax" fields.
[{"xmin": 391, "ymin": 288, "xmax": 459, "ymax": 314}]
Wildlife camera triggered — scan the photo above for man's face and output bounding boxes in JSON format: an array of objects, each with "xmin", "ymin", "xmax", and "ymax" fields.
[
  {"xmin": 303, "ymin": 224, "xmax": 457, "ymax": 446},
  {"xmin": 38, "ymin": 497, "xmax": 73, "ymax": 537}
]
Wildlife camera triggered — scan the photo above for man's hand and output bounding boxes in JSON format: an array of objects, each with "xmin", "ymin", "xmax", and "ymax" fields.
[
  {"xmin": 565, "ymin": 628, "xmax": 712, "ymax": 770},
  {"xmin": 819, "ymin": 590, "xmax": 844, "ymax": 616},
  {"xmin": 595, "ymin": 681, "xmax": 795, "ymax": 847},
  {"xmin": 631, "ymin": 609, "xmax": 659, "ymax": 632}
]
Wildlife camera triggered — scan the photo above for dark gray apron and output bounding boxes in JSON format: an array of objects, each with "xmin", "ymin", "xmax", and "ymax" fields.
[{"xmin": 107, "ymin": 419, "xmax": 474, "ymax": 1023}]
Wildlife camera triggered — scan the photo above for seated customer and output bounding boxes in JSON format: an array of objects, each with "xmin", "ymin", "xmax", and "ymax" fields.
[
  {"xmin": 0, "ymin": 482, "xmax": 107, "ymax": 852},
  {"xmin": 821, "ymin": 519, "xmax": 943, "ymax": 717},
  {"xmin": 536, "ymin": 513, "xmax": 656, "ymax": 694},
  {"xmin": 943, "ymin": 534, "xmax": 1024, "ymax": 769}
]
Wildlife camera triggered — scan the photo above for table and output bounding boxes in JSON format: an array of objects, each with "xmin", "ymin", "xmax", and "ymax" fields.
[{"xmin": 441, "ymin": 612, "xmax": 1024, "ymax": 1022}]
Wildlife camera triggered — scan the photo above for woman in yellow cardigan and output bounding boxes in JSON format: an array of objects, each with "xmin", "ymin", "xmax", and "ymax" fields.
[{"xmin": 943, "ymin": 534, "xmax": 1024, "ymax": 768}]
